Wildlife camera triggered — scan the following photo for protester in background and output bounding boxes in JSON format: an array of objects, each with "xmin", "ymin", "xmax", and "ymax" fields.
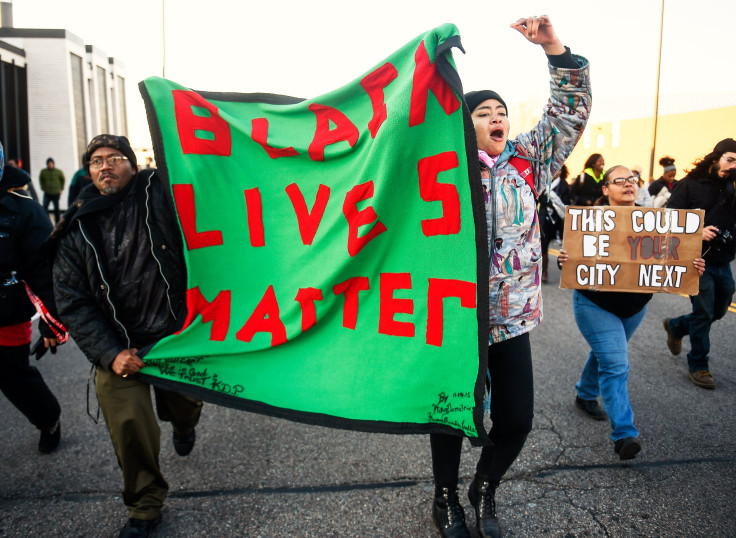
[
  {"xmin": 571, "ymin": 153, "xmax": 604, "ymax": 206},
  {"xmin": 559, "ymin": 165, "xmax": 705, "ymax": 460},
  {"xmin": 663, "ymin": 139, "xmax": 736, "ymax": 389},
  {"xmin": 39, "ymin": 157, "xmax": 65, "ymax": 223},
  {"xmin": 649, "ymin": 156, "xmax": 677, "ymax": 207},
  {"xmin": 6, "ymin": 159, "xmax": 39, "ymax": 202},
  {"xmin": 429, "ymin": 16, "xmax": 590, "ymax": 538},
  {"xmin": 67, "ymin": 157, "xmax": 92, "ymax": 206},
  {"xmin": 51, "ymin": 135, "xmax": 203, "ymax": 538},
  {"xmin": 630, "ymin": 165, "xmax": 653, "ymax": 206},
  {"xmin": 539, "ymin": 164, "xmax": 570, "ymax": 283},
  {"xmin": 0, "ymin": 142, "xmax": 66, "ymax": 454}
]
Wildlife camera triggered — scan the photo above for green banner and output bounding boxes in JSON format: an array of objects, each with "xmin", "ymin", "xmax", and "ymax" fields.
[{"xmin": 138, "ymin": 24, "xmax": 489, "ymax": 440}]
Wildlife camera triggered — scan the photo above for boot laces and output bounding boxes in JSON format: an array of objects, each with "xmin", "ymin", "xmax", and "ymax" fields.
[
  {"xmin": 478, "ymin": 480, "xmax": 497, "ymax": 519},
  {"xmin": 440, "ymin": 488, "xmax": 465, "ymax": 526}
]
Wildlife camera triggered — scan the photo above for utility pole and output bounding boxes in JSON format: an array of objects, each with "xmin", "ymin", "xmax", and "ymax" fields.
[{"xmin": 649, "ymin": 0, "xmax": 665, "ymax": 180}]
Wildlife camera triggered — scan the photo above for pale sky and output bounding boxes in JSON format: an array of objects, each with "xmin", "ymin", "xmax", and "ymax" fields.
[{"xmin": 10, "ymin": 0, "xmax": 736, "ymax": 148}]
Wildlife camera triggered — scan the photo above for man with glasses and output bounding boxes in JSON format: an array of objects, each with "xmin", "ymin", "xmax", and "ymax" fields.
[
  {"xmin": 664, "ymin": 138, "xmax": 736, "ymax": 389},
  {"xmin": 51, "ymin": 134, "xmax": 203, "ymax": 537}
]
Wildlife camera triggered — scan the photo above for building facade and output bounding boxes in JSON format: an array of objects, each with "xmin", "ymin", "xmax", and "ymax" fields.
[
  {"xmin": 0, "ymin": 36, "xmax": 28, "ymax": 170},
  {"xmin": 0, "ymin": 12, "xmax": 128, "ymax": 207},
  {"xmin": 565, "ymin": 94, "xmax": 736, "ymax": 183}
]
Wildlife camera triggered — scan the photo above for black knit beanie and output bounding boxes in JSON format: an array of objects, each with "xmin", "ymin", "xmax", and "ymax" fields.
[
  {"xmin": 713, "ymin": 138, "xmax": 736, "ymax": 155},
  {"xmin": 85, "ymin": 134, "xmax": 137, "ymax": 173},
  {"xmin": 465, "ymin": 90, "xmax": 508, "ymax": 116},
  {"xmin": 0, "ymin": 164, "xmax": 31, "ymax": 191}
]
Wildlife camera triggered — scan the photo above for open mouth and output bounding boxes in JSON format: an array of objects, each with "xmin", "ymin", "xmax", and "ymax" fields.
[{"xmin": 490, "ymin": 129, "xmax": 504, "ymax": 141}]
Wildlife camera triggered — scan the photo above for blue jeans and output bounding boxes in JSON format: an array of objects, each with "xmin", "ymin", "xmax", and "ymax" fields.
[
  {"xmin": 573, "ymin": 291, "xmax": 646, "ymax": 441},
  {"xmin": 668, "ymin": 263, "xmax": 735, "ymax": 372}
]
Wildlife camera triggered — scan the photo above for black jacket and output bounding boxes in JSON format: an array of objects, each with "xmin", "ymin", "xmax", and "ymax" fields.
[
  {"xmin": 0, "ymin": 168, "xmax": 58, "ymax": 334},
  {"xmin": 648, "ymin": 176, "xmax": 677, "ymax": 196},
  {"xmin": 667, "ymin": 172, "xmax": 736, "ymax": 265},
  {"xmin": 52, "ymin": 170, "xmax": 187, "ymax": 369},
  {"xmin": 571, "ymin": 171, "xmax": 603, "ymax": 206}
]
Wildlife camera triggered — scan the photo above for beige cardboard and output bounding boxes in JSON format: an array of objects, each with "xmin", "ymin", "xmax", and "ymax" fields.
[{"xmin": 560, "ymin": 206, "xmax": 705, "ymax": 295}]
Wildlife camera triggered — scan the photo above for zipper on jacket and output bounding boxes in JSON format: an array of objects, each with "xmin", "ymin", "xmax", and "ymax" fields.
[
  {"xmin": 143, "ymin": 170, "xmax": 177, "ymax": 320},
  {"xmin": 489, "ymin": 162, "xmax": 498, "ymax": 268},
  {"xmin": 78, "ymin": 220, "xmax": 132, "ymax": 349}
]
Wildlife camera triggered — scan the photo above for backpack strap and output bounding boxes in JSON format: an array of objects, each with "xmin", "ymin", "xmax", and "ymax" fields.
[{"xmin": 508, "ymin": 144, "xmax": 536, "ymax": 200}]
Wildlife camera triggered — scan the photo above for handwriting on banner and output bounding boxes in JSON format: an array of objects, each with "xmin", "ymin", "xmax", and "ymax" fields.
[
  {"xmin": 560, "ymin": 206, "xmax": 705, "ymax": 294},
  {"xmin": 146, "ymin": 356, "xmax": 245, "ymax": 396},
  {"xmin": 427, "ymin": 391, "xmax": 475, "ymax": 432}
]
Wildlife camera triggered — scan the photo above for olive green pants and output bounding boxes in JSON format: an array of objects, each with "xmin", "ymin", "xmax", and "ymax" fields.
[{"xmin": 95, "ymin": 367, "xmax": 203, "ymax": 519}]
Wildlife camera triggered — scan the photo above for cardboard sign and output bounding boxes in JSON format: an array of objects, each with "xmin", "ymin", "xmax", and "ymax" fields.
[{"xmin": 560, "ymin": 206, "xmax": 704, "ymax": 294}]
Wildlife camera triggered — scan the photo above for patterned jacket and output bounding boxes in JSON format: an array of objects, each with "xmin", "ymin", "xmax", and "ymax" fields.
[{"xmin": 484, "ymin": 54, "xmax": 590, "ymax": 344}]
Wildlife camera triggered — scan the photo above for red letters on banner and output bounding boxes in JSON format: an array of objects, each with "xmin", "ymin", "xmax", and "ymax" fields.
[
  {"xmin": 172, "ymin": 184, "xmax": 224, "ymax": 251},
  {"xmin": 178, "ymin": 39, "xmax": 458, "ymax": 159},
  {"xmin": 379, "ymin": 273, "xmax": 415, "ymax": 338},
  {"xmin": 251, "ymin": 118, "xmax": 299, "ymax": 159},
  {"xmin": 295, "ymin": 287, "xmax": 324, "ymax": 332},
  {"xmin": 426, "ymin": 278, "xmax": 476, "ymax": 347},
  {"xmin": 307, "ymin": 103, "xmax": 360, "ymax": 161},
  {"xmin": 176, "ymin": 287, "xmax": 231, "ymax": 340},
  {"xmin": 235, "ymin": 285, "xmax": 287, "ymax": 347},
  {"xmin": 418, "ymin": 151, "xmax": 461, "ymax": 236},
  {"xmin": 332, "ymin": 277, "xmax": 371, "ymax": 330},
  {"xmin": 343, "ymin": 181, "xmax": 388, "ymax": 257},
  {"xmin": 361, "ymin": 62, "xmax": 399, "ymax": 138},
  {"xmin": 285, "ymin": 183, "xmax": 331, "ymax": 245},
  {"xmin": 244, "ymin": 188, "xmax": 265, "ymax": 247},
  {"xmin": 409, "ymin": 41, "xmax": 461, "ymax": 127},
  {"xmin": 182, "ymin": 274, "xmax": 476, "ymax": 347},
  {"xmin": 173, "ymin": 90, "xmax": 232, "ymax": 156},
  {"xmin": 169, "ymin": 39, "xmax": 475, "ymax": 349}
]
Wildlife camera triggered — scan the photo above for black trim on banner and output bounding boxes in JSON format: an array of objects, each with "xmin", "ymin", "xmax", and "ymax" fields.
[
  {"xmin": 137, "ymin": 372, "xmax": 474, "ymax": 438},
  {"xmin": 139, "ymin": 81, "xmax": 175, "ymax": 210},
  {"xmin": 436, "ymin": 35, "xmax": 491, "ymax": 447}
]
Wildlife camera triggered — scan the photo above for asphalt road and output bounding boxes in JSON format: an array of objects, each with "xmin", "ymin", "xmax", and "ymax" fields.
[{"xmin": 1, "ymin": 255, "xmax": 734, "ymax": 537}]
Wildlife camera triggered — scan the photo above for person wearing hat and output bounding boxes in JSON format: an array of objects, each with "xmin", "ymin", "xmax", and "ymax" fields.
[
  {"xmin": 429, "ymin": 15, "xmax": 590, "ymax": 538},
  {"xmin": 50, "ymin": 134, "xmax": 203, "ymax": 537},
  {"xmin": 663, "ymin": 138, "xmax": 736, "ymax": 390},
  {"xmin": 39, "ymin": 157, "xmax": 65, "ymax": 223},
  {"xmin": 648, "ymin": 156, "xmax": 678, "ymax": 208},
  {"xmin": 0, "ymin": 141, "xmax": 66, "ymax": 455}
]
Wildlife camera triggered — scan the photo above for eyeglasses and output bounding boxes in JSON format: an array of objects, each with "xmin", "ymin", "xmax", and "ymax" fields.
[
  {"xmin": 606, "ymin": 176, "xmax": 638, "ymax": 186},
  {"xmin": 89, "ymin": 155, "xmax": 128, "ymax": 170}
]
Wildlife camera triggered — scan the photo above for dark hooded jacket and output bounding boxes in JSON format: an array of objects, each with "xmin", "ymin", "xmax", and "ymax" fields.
[
  {"xmin": 0, "ymin": 166, "xmax": 58, "ymax": 334},
  {"xmin": 571, "ymin": 170, "xmax": 603, "ymax": 206},
  {"xmin": 51, "ymin": 169, "xmax": 187, "ymax": 369},
  {"xmin": 667, "ymin": 170, "xmax": 736, "ymax": 265}
]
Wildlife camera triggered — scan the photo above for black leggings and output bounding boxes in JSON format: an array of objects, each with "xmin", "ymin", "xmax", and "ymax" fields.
[
  {"xmin": 430, "ymin": 332, "xmax": 534, "ymax": 488},
  {"xmin": 0, "ymin": 343, "xmax": 61, "ymax": 431}
]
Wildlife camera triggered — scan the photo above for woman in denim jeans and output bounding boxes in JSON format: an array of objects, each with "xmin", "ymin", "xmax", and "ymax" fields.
[{"xmin": 559, "ymin": 165, "xmax": 704, "ymax": 460}]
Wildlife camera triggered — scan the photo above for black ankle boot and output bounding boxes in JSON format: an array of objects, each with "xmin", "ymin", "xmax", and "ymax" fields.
[
  {"xmin": 468, "ymin": 476, "xmax": 501, "ymax": 538},
  {"xmin": 433, "ymin": 487, "xmax": 471, "ymax": 538}
]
